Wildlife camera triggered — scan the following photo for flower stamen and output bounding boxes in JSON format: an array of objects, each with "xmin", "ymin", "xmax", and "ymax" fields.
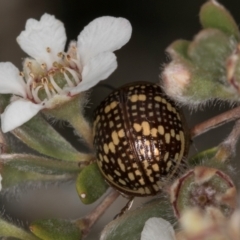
[
  {"xmin": 57, "ymin": 52, "xmax": 64, "ymax": 59},
  {"xmin": 66, "ymin": 54, "xmax": 81, "ymax": 70},
  {"xmin": 41, "ymin": 63, "xmax": 47, "ymax": 70},
  {"xmin": 32, "ymin": 85, "xmax": 43, "ymax": 103},
  {"xmin": 26, "ymin": 76, "xmax": 33, "ymax": 98},
  {"xmin": 48, "ymin": 74, "xmax": 63, "ymax": 94},
  {"xmin": 19, "ymin": 72, "xmax": 24, "ymax": 77},
  {"xmin": 43, "ymin": 81, "xmax": 53, "ymax": 100},
  {"xmin": 65, "ymin": 67, "xmax": 81, "ymax": 84},
  {"xmin": 27, "ymin": 61, "xmax": 32, "ymax": 70},
  {"xmin": 63, "ymin": 71, "xmax": 75, "ymax": 87}
]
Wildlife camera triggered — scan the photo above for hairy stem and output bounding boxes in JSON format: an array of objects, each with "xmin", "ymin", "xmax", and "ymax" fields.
[
  {"xmin": 80, "ymin": 189, "xmax": 120, "ymax": 238},
  {"xmin": 191, "ymin": 105, "xmax": 240, "ymax": 138},
  {"xmin": 214, "ymin": 119, "xmax": 240, "ymax": 162}
]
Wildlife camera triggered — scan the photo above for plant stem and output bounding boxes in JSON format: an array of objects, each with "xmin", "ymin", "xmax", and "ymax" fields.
[
  {"xmin": 68, "ymin": 112, "xmax": 93, "ymax": 150},
  {"xmin": 46, "ymin": 95, "xmax": 94, "ymax": 150},
  {"xmin": 80, "ymin": 189, "xmax": 120, "ymax": 237},
  {"xmin": 214, "ymin": 119, "xmax": 240, "ymax": 162},
  {"xmin": 191, "ymin": 105, "xmax": 240, "ymax": 138}
]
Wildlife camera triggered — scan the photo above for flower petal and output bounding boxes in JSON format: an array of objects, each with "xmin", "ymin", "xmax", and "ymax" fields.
[
  {"xmin": 17, "ymin": 14, "xmax": 66, "ymax": 68},
  {"xmin": 141, "ymin": 218, "xmax": 176, "ymax": 240},
  {"xmin": 0, "ymin": 62, "xmax": 27, "ymax": 97},
  {"xmin": 69, "ymin": 52, "xmax": 117, "ymax": 95},
  {"xmin": 1, "ymin": 99, "xmax": 44, "ymax": 133},
  {"xmin": 77, "ymin": 16, "xmax": 132, "ymax": 65}
]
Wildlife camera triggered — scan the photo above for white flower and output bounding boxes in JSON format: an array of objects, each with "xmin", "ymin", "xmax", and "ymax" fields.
[
  {"xmin": 141, "ymin": 217, "xmax": 176, "ymax": 240},
  {"xmin": 0, "ymin": 14, "xmax": 132, "ymax": 133}
]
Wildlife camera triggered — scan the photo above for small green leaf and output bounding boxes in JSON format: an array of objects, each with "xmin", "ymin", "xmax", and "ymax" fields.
[
  {"xmin": 186, "ymin": 67, "xmax": 237, "ymax": 102},
  {"xmin": 188, "ymin": 29, "xmax": 234, "ymax": 74},
  {"xmin": 0, "ymin": 154, "xmax": 78, "ymax": 190},
  {"xmin": 0, "ymin": 153, "xmax": 80, "ymax": 175},
  {"xmin": 166, "ymin": 39, "xmax": 191, "ymax": 61},
  {"xmin": 100, "ymin": 198, "xmax": 172, "ymax": 240},
  {"xmin": 76, "ymin": 162, "xmax": 108, "ymax": 204},
  {"xmin": 188, "ymin": 147, "xmax": 218, "ymax": 166},
  {"xmin": 30, "ymin": 219, "xmax": 82, "ymax": 240},
  {"xmin": 200, "ymin": 0, "xmax": 240, "ymax": 40},
  {"xmin": 0, "ymin": 218, "xmax": 39, "ymax": 240},
  {"xmin": 12, "ymin": 114, "xmax": 91, "ymax": 162}
]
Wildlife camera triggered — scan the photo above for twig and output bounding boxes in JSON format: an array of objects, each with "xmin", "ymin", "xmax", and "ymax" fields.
[
  {"xmin": 214, "ymin": 119, "xmax": 240, "ymax": 162},
  {"xmin": 191, "ymin": 105, "xmax": 240, "ymax": 138},
  {"xmin": 0, "ymin": 129, "xmax": 8, "ymax": 154},
  {"xmin": 81, "ymin": 188, "xmax": 120, "ymax": 238}
]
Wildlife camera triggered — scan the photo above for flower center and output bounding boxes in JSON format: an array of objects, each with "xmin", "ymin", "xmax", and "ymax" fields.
[
  {"xmin": 22, "ymin": 46, "xmax": 82, "ymax": 103},
  {"xmin": 190, "ymin": 184, "xmax": 217, "ymax": 209}
]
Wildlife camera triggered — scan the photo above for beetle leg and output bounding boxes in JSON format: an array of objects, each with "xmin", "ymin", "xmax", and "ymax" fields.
[{"xmin": 114, "ymin": 197, "xmax": 134, "ymax": 219}]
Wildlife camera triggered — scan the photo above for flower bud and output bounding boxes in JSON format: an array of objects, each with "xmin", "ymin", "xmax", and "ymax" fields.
[
  {"xmin": 170, "ymin": 166, "xmax": 236, "ymax": 218},
  {"xmin": 176, "ymin": 207, "xmax": 240, "ymax": 240},
  {"xmin": 161, "ymin": 0, "xmax": 240, "ymax": 106},
  {"xmin": 161, "ymin": 61, "xmax": 191, "ymax": 105}
]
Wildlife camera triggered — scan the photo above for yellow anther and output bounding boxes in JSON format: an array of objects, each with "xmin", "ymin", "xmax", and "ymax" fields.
[
  {"xmin": 60, "ymin": 67, "xmax": 66, "ymax": 73},
  {"xmin": 52, "ymin": 62, "xmax": 59, "ymax": 68},
  {"xmin": 41, "ymin": 63, "xmax": 47, "ymax": 69},
  {"xmin": 48, "ymin": 69, "xmax": 55, "ymax": 76},
  {"xmin": 27, "ymin": 61, "xmax": 32, "ymax": 69},
  {"xmin": 66, "ymin": 54, "xmax": 71, "ymax": 61},
  {"xmin": 57, "ymin": 52, "xmax": 63, "ymax": 58},
  {"xmin": 41, "ymin": 77, "xmax": 49, "ymax": 84},
  {"xmin": 19, "ymin": 72, "xmax": 24, "ymax": 77},
  {"xmin": 46, "ymin": 47, "xmax": 51, "ymax": 53}
]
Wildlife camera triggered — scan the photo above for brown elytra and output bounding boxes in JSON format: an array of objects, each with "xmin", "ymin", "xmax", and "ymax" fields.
[{"xmin": 93, "ymin": 82, "xmax": 189, "ymax": 197}]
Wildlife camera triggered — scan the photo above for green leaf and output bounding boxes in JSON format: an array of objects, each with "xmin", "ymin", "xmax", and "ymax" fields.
[
  {"xmin": 188, "ymin": 29, "xmax": 234, "ymax": 74},
  {"xmin": 76, "ymin": 162, "xmax": 108, "ymax": 204},
  {"xmin": 188, "ymin": 147, "xmax": 218, "ymax": 166},
  {"xmin": 0, "ymin": 218, "xmax": 39, "ymax": 240},
  {"xmin": 200, "ymin": 0, "xmax": 240, "ymax": 40},
  {"xmin": 100, "ymin": 198, "xmax": 172, "ymax": 240},
  {"xmin": 12, "ymin": 114, "xmax": 91, "ymax": 162},
  {"xmin": 0, "ymin": 154, "xmax": 77, "ymax": 189},
  {"xmin": 0, "ymin": 153, "xmax": 80, "ymax": 175},
  {"xmin": 30, "ymin": 219, "xmax": 82, "ymax": 240},
  {"xmin": 166, "ymin": 39, "xmax": 191, "ymax": 61},
  {"xmin": 188, "ymin": 147, "xmax": 229, "ymax": 172}
]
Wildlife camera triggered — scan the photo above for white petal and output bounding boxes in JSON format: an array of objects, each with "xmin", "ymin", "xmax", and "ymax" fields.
[
  {"xmin": 77, "ymin": 16, "xmax": 132, "ymax": 65},
  {"xmin": 1, "ymin": 99, "xmax": 44, "ymax": 133},
  {"xmin": 0, "ymin": 62, "xmax": 27, "ymax": 97},
  {"xmin": 70, "ymin": 52, "xmax": 117, "ymax": 95},
  {"xmin": 141, "ymin": 218, "xmax": 176, "ymax": 240},
  {"xmin": 17, "ymin": 14, "xmax": 66, "ymax": 68}
]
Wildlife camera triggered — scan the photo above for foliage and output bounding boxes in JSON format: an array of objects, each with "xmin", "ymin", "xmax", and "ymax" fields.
[{"xmin": 0, "ymin": 1, "xmax": 240, "ymax": 240}]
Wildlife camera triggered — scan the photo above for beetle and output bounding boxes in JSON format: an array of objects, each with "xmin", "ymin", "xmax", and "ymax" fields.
[{"xmin": 93, "ymin": 82, "xmax": 189, "ymax": 197}]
